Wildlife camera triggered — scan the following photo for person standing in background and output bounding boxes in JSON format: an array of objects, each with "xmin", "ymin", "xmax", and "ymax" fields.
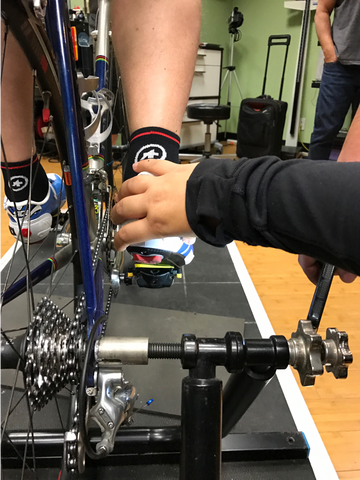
[{"xmin": 308, "ymin": 0, "xmax": 360, "ymax": 161}]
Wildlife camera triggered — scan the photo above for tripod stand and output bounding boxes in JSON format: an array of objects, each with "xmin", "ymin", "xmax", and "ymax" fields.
[{"xmin": 221, "ymin": 29, "xmax": 243, "ymax": 139}]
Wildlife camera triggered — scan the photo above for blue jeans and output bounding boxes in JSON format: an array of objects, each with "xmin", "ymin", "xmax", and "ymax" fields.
[{"xmin": 309, "ymin": 61, "xmax": 360, "ymax": 160}]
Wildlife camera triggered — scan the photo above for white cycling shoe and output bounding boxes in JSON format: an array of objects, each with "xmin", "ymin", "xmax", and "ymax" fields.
[
  {"xmin": 4, "ymin": 173, "xmax": 66, "ymax": 244},
  {"xmin": 127, "ymin": 236, "xmax": 195, "ymax": 267}
]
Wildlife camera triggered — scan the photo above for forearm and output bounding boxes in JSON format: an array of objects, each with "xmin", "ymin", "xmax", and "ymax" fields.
[
  {"xmin": 315, "ymin": 4, "xmax": 336, "ymax": 62},
  {"xmin": 186, "ymin": 158, "xmax": 360, "ymax": 275}
]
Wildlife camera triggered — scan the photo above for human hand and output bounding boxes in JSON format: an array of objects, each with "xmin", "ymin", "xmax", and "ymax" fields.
[
  {"xmin": 298, "ymin": 254, "xmax": 357, "ymax": 286},
  {"xmin": 324, "ymin": 52, "xmax": 337, "ymax": 63},
  {"xmin": 111, "ymin": 160, "xmax": 198, "ymax": 251}
]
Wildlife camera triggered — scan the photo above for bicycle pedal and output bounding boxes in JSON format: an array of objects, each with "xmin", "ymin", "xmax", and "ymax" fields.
[
  {"xmin": 127, "ymin": 246, "xmax": 186, "ymax": 268},
  {"xmin": 127, "ymin": 263, "xmax": 182, "ymax": 288}
]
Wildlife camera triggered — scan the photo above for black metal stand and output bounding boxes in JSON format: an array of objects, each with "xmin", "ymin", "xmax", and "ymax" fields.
[
  {"xmin": 2, "ymin": 429, "xmax": 309, "ymax": 469},
  {"xmin": 180, "ymin": 337, "xmax": 223, "ymax": 480},
  {"xmin": 222, "ymin": 365, "xmax": 275, "ymax": 437},
  {"xmin": 2, "ymin": 332, "xmax": 309, "ymax": 478},
  {"xmin": 172, "ymin": 332, "xmax": 289, "ymax": 479}
]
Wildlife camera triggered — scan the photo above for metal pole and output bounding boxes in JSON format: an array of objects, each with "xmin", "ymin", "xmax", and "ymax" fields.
[
  {"xmin": 227, "ymin": 34, "xmax": 234, "ymax": 105},
  {"xmin": 221, "ymin": 33, "xmax": 242, "ymax": 139},
  {"xmin": 222, "ymin": 366, "xmax": 275, "ymax": 437},
  {"xmin": 180, "ymin": 363, "xmax": 222, "ymax": 480}
]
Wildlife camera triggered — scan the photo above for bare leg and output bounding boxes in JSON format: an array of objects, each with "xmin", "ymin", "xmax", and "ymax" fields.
[
  {"xmin": 3, "ymin": 1, "xmax": 201, "ymax": 159},
  {"xmin": 1, "ymin": 23, "xmax": 64, "ymax": 244},
  {"xmin": 111, "ymin": 0, "xmax": 201, "ymax": 136},
  {"xmin": 110, "ymin": 0, "xmax": 200, "ymax": 264},
  {"xmin": 1, "ymin": 23, "xmax": 34, "ymax": 163}
]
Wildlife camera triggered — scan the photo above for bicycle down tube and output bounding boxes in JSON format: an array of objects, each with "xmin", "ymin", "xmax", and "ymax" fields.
[{"xmin": 45, "ymin": 0, "xmax": 96, "ymax": 326}]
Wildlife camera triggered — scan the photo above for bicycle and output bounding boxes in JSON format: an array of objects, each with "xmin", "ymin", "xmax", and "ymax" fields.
[
  {"xmin": 0, "ymin": 1, "xmax": 354, "ymax": 479},
  {"xmin": 1, "ymin": 0, "xmax": 130, "ymax": 475}
]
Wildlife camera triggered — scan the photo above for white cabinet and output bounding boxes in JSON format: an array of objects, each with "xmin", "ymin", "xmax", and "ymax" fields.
[
  {"xmin": 180, "ymin": 47, "xmax": 223, "ymax": 149},
  {"xmin": 284, "ymin": 1, "xmax": 317, "ymax": 11}
]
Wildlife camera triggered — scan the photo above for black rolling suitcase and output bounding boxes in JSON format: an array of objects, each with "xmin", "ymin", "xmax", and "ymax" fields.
[{"xmin": 236, "ymin": 34, "xmax": 291, "ymax": 159}]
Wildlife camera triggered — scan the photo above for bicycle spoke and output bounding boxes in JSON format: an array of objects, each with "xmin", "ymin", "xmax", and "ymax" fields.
[
  {"xmin": 1, "ymin": 330, "xmax": 24, "ymax": 363},
  {"xmin": 1, "ymin": 358, "xmax": 22, "ymax": 442},
  {"xmin": 21, "ymin": 415, "xmax": 35, "ymax": 479},
  {"xmin": 2, "ymin": 429, "xmax": 36, "ymax": 476},
  {"xmin": 54, "ymin": 394, "xmax": 65, "ymax": 432},
  {"xmin": 60, "ymin": 296, "xmax": 78, "ymax": 312},
  {"xmin": 1, "ymin": 327, "xmax": 27, "ymax": 334},
  {"xmin": 49, "ymin": 160, "xmax": 66, "ymax": 296},
  {"xmin": 0, "ymin": 236, "xmax": 21, "ymax": 307},
  {"xmin": 0, "ymin": 360, "xmax": 32, "ymax": 478},
  {"xmin": 1, "ymin": 390, "xmax": 27, "ymax": 430},
  {"xmin": 63, "ymin": 385, "xmax": 75, "ymax": 395},
  {"xmin": 37, "ymin": 120, "xmax": 52, "ymax": 164},
  {"xmin": 48, "ymin": 250, "xmax": 77, "ymax": 298},
  {"xmin": 24, "ymin": 69, "xmax": 38, "ymax": 316},
  {"xmin": 23, "ymin": 396, "xmax": 37, "ymax": 478},
  {"xmin": 1, "ymin": 240, "xmax": 46, "ymax": 303},
  {"xmin": 1, "ymin": 141, "xmax": 36, "ymax": 313}
]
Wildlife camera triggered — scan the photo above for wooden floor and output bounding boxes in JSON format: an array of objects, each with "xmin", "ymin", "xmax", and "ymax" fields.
[
  {"xmin": 1, "ymin": 157, "xmax": 360, "ymax": 479},
  {"xmin": 239, "ymin": 242, "xmax": 360, "ymax": 479}
]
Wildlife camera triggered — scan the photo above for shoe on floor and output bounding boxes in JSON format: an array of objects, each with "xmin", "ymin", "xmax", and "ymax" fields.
[
  {"xmin": 4, "ymin": 173, "xmax": 66, "ymax": 244},
  {"xmin": 127, "ymin": 237, "xmax": 195, "ymax": 267}
]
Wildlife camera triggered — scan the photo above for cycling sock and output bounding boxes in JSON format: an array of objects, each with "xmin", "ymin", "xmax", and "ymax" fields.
[
  {"xmin": 1, "ymin": 155, "xmax": 49, "ymax": 203},
  {"xmin": 123, "ymin": 126, "xmax": 180, "ymax": 181}
]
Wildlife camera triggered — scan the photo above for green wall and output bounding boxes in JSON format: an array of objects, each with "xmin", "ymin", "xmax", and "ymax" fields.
[
  {"xmin": 201, "ymin": 0, "xmax": 233, "ymax": 47},
  {"xmin": 201, "ymin": 0, "xmax": 322, "ymax": 143}
]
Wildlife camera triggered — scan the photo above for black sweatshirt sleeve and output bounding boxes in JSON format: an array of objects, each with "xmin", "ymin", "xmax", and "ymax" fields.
[{"xmin": 185, "ymin": 157, "xmax": 360, "ymax": 275}]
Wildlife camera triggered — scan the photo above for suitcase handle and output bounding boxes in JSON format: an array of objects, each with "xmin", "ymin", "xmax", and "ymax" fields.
[
  {"xmin": 268, "ymin": 34, "xmax": 291, "ymax": 47},
  {"xmin": 262, "ymin": 34, "xmax": 291, "ymax": 101}
]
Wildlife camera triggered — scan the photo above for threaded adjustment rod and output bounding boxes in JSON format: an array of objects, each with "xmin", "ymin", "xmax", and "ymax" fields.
[{"xmin": 148, "ymin": 343, "xmax": 182, "ymax": 359}]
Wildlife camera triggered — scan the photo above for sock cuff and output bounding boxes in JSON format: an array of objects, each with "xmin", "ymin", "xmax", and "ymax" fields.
[
  {"xmin": 124, "ymin": 126, "xmax": 181, "ymax": 180},
  {"xmin": 130, "ymin": 127, "xmax": 180, "ymax": 145},
  {"xmin": 1, "ymin": 155, "xmax": 38, "ymax": 170}
]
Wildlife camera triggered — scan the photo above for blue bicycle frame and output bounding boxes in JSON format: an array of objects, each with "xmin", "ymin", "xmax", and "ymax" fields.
[{"xmin": 45, "ymin": 0, "xmax": 112, "ymax": 328}]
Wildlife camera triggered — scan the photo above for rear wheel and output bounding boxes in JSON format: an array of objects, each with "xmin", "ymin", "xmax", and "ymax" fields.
[{"xmin": 1, "ymin": 1, "xmax": 118, "ymax": 477}]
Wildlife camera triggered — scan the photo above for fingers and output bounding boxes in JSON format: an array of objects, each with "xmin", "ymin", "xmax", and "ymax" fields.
[
  {"xmin": 114, "ymin": 218, "xmax": 155, "ymax": 251},
  {"xmin": 117, "ymin": 174, "xmax": 153, "ymax": 201},
  {"xmin": 298, "ymin": 254, "xmax": 321, "ymax": 285},
  {"xmin": 111, "ymin": 194, "xmax": 147, "ymax": 225},
  {"xmin": 133, "ymin": 159, "xmax": 180, "ymax": 176},
  {"xmin": 337, "ymin": 270, "xmax": 357, "ymax": 284},
  {"xmin": 299, "ymin": 255, "xmax": 358, "ymax": 285}
]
